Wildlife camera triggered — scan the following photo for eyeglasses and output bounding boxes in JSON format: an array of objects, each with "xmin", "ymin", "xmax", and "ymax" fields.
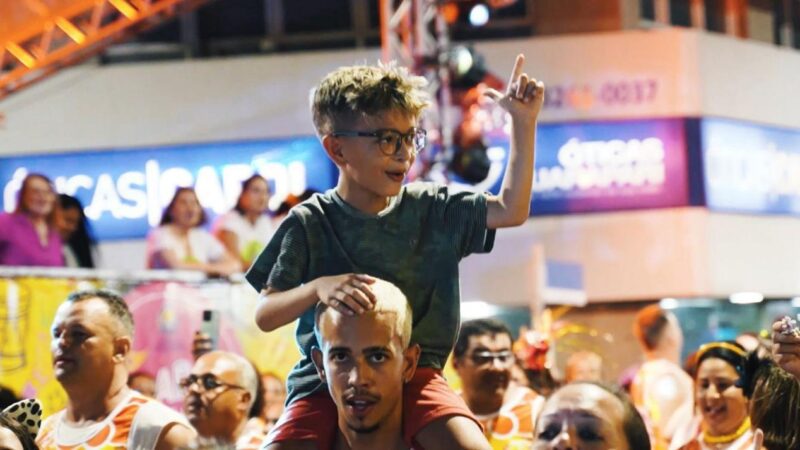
[
  {"xmin": 469, "ymin": 350, "xmax": 515, "ymax": 367},
  {"xmin": 179, "ymin": 373, "xmax": 245, "ymax": 393},
  {"xmin": 330, "ymin": 128, "xmax": 427, "ymax": 157}
]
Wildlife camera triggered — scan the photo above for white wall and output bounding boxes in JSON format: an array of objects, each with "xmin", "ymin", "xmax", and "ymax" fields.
[
  {"xmin": 462, "ymin": 208, "xmax": 800, "ymax": 306},
  {"xmin": 9, "ymin": 28, "xmax": 800, "ymax": 156}
]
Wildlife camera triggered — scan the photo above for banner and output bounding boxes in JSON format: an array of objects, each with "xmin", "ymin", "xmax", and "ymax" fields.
[
  {"xmin": 0, "ymin": 278, "xmax": 300, "ymax": 416},
  {"xmin": 451, "ymin": 118, "xmax": 691, "ymax": 215},
  {"xmin": 0, "ymin": 137, "xmax": 337, "ymax": 240},
  {"xmin": 702, "ymin": 117, "xmax": 800, "ymax": 215}
]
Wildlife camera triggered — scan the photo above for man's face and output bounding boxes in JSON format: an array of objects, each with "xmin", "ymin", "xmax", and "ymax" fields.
[
  {"xmin": 331, "ymin": 110, "xmax": 418, "ymax": 200},
  {"xmin": 313, "ymin": 310, "xmax": 417, "ymax": 435},
  {"xmin": 50, "ymin": 298, "xmax": 123, "ymax": 386},
  {"xmin": 533, "ymin": 384, "xmax": 629, "ymax": 450},
  {"xmin": 182, "ymin": 353, "xmax": 249, "ymax": 440},
  {"xmin": 454, "ymin": 333, "xmax": 514, "ymax": 402}
]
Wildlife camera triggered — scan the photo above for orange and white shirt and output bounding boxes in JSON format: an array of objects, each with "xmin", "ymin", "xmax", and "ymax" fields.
[
  {"xmin": 36, "ymin": 391, "xmax": 192, "ymax": 450},
  {"xmin": 472, "ymin": 386, "xmax": 546, "ymax": 450}
]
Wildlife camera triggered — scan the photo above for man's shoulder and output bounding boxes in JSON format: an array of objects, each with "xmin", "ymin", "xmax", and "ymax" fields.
[{"xmin": 503, "ymin": 385, "xmax": 542, "ymax": 410}]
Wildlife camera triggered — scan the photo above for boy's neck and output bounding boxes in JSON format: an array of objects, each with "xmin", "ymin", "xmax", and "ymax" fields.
[{"xmin": 335, "ymin": 184, "xmax": 391, "ymax": 215}]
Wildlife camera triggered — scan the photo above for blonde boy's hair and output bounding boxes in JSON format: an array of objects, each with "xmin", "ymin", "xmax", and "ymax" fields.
[
  {"xmin": 315, "ymin": 278, "xmax": 414, "ymax": 348},
  {"xmin": 310, "ymin": 62, "xmax": 430, "ymax": 137}
]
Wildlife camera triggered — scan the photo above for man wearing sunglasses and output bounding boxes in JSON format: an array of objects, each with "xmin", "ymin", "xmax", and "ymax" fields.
[
  {"xmin": 453, "ymin": 319, "xmax": 545, "ymax": 450},
  {"xmin": 181, "ymin": 351, "xmax": 261, "ymax": 449}
]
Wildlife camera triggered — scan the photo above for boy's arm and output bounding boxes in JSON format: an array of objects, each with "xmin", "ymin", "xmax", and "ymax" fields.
[
  {"xmin": 255, "ymin": 274, "xmax": 377, "ymax": 332},
  {"xmin": 483, "ymin": 54, "xmax": 545, "ymax": 229}
]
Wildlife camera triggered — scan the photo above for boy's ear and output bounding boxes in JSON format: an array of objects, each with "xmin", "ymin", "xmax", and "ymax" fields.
[
  {"xmin": 311, "ymin": 346, "xmax": 327, "ymax": 382},
  {"xmin": 322, "ymin": 134, "xmax": 347, "ymax": 166}
]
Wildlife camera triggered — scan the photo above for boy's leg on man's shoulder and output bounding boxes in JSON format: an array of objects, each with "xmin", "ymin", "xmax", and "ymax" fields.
[
  {"xmin": 414, "ymin": 416, "xmax": 491, "ymax": 450},
  {"xmin": 263, "ymin": 392, "xmax": 337, "ymax": 450},
  {"xmin": 403, "ymin": 367, "xmax": 491, "ymax": 450}
]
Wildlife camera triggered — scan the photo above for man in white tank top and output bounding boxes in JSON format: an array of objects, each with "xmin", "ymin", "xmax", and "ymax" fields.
[{"xmin": 37, "ymin": 289, "xmax": 196, "ymax": 450}]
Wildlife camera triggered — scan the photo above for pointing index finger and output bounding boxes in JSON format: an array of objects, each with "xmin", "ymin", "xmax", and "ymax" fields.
[{"xmin": 507, "ymin": 54, "xmax": 525, "ymax": 92}]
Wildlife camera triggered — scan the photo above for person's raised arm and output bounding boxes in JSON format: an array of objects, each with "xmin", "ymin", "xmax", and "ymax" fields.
[
  {"xmin": 255, "ymin": 274, "xmax": 377, "ymax": 332},
  {"xmin": 483, "ymin": 54, "xmax": 545, "ymax": 229}
]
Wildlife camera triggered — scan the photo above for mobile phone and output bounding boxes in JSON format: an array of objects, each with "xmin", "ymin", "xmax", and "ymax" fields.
[{"xmin": 200, "ymin": 310, "xmax": 220, "ymax": 349}]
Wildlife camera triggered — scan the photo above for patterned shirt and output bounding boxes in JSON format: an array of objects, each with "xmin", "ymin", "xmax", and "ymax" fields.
[
  {"xmin": 471, "ymin": 386, "xmax": 545, "ymax": 450},
  {"xmin": 246, "ymin": 183, "xmax": 495, "ymax": 404},
  {"xmin": 36, "ymin": 391, "xmax": 191, "ymax": 450}
]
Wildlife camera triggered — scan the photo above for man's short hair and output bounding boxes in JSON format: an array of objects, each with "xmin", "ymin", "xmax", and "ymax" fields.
[
  {"xmin": 235, "ymin": 355, "xmax": 259, "ymax": 412},
  {"xmin": 314, "ymin": 278, "xmax": 413, "ymax": 348},
  {"xmin": 585, "ymin": 382, "xmax": 651, "ymax": 450},
  {"xmin": 66, "ymin": 289, "xmax": 134, "ymax": 337},
  {"xmin": 310, "ymin": 62, "xmax": 430, "ymax": 137},
  {"xmin": 632, "ymin": 304, "xmax": 671, "ymax": 351},
  {"xmin": 453, "ymin": 318, "xmax": 512, "ymax": 359}
]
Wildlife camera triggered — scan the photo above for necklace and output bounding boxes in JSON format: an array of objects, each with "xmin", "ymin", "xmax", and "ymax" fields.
[{"xmin": 701, "ymin": 417, "xmax": 751, "ymax": 446}]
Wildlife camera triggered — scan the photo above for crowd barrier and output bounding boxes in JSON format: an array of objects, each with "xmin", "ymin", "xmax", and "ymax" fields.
[{"xmin": 0, "ymin": 267, "xmax": 301, "ymax": 416}]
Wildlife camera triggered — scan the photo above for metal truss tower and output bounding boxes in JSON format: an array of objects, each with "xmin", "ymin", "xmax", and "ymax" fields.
[
  {"xmin": 379, "ymin": 0, "xmax": 452, "ymax": 179},
  {"xmin": 0, "ymin": 0, "xmax": 209, "ymax": 99}
]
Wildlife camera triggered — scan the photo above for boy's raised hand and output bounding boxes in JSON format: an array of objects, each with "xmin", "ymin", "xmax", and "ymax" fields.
[
  {"xmin": 315, "ymin": 273, "xmax": 377, "ymax": 316},
  {"xmin": 483, "ymin": 54, "xmax": 544, "ymax": 123}
]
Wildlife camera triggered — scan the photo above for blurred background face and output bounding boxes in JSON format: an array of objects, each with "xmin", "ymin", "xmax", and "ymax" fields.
[
  {"xmin": 56, "ymin": 206, "xmax": 82, "ymax": 241},
  {"xmin": 261, "ymin": 374, "xmax": 285, "ymax": 410},
  {"xmin": 129, "ymin": 373, "xmax": 156, "ymax": 398},
  {"xmin": 183, "ymin": 354, "xmax": 248, "ymax": 439},
  {"xmin": 454, "ymin": 332, "xmax": 514, "ymax": 401},
  {"xmin": 565, "ymin": 352, "xmax": 603, "ymax": 384},
  {"xmin": 533, "ymin": 384, "xmax": 629, "ymax": 450},
  {"xmin": 169, "ymin": 190, "xmax": 203, "ymax": 229},
  {"xmin": 695, "ymin": 357, "xmax": 748, "ymax": 436},
  {"xmin": 20, "ymin": 176, "xmax": 55, "ymax": 218},
  {"xmin": 240, "ymin": 178, "xmax": 270, "ymax": 215},
  {"xmin": 0, "ymin": 425, "xmax": 23, "ymax": 450}
]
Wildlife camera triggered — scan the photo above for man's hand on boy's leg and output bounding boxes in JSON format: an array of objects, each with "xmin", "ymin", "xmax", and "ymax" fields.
[
  {"xmin": 484, "ymin": 54, "xmax": 545, "ymax": 229},
  {"xmin": 314, "ymin": 273, "xmax": 377, "ymax": 316},
  {"xmin": 415, "ymin": 416, "xmax": 491, "ymax": 450}
]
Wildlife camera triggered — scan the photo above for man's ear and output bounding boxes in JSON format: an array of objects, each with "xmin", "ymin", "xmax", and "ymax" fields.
[
  {"xmin": 402, "ymin": 344, "xmax": 421, "ymax": 384},
  {"xmin": 113, "ymin": 336, "xmax": 132, "ymax": 364},
  {"xmin": 451, "ymin": 355, "xmax": 463, "ymax": 371},
  {"xmin": 322, "ymin": 135, "xmax": 347, "ymax": 167},
  {"xmin": 311, "ymin": 346, "xmax": 327, "ymax": 383},
  {"xmin": 239, "ymin": 390, "xmax": 253, "ymax": 413}
]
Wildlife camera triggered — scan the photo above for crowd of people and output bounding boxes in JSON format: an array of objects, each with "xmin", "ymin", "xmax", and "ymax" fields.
[
  {"xmin": 0, "ymin": 56, "xmax": 799, "ymax": 450},
  {"xmin": 0, "ymin": 172, "xmax": 315, "ymax": 275}
]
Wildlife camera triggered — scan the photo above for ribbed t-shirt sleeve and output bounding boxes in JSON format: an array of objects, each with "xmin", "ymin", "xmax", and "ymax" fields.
[
  {"xmin": 245, "ymin": 213, "xmax": 308, "ymax": 293},
  {"xmin": 436, "ymin": 185, "xmax": 496, "ymax": 258}
]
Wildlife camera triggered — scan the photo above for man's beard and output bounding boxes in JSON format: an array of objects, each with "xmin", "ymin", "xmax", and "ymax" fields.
[{"xmin": 347, "ymin": 422, "xmax": 380, "ymax": 434}]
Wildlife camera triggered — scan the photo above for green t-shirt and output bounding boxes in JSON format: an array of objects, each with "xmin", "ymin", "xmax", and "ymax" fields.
[{"xmin": 245, "ymin": 182, "xmax": 495, "ymax": 404}]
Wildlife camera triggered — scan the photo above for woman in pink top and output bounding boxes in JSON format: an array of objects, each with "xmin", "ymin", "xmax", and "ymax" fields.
[{"xmin": 0, "ymin": 173, "xmax": 64, "ymax": 267}]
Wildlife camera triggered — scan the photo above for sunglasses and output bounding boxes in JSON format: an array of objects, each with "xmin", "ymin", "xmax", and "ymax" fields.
[
  {"xmin": 469, "ymin": 350, "xmax": 515, "ymax": 367},
  {"xmin": 179, "ymin": 373, "xmax": 245, "ymax": 393}
]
